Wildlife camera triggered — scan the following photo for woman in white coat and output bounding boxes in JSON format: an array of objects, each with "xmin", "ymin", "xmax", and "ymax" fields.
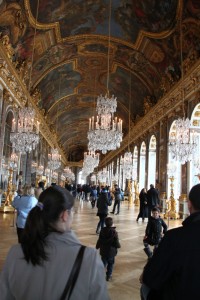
[
  {"xmin": 0, "ymin": 185, "xmax": 110, "ymax": 300},
  {"xmin": 12, "ymin": 185, "xmax": 38, "ymax": 243}
]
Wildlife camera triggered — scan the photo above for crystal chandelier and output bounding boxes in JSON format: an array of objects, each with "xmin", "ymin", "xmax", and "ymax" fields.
[
  {"xmin": 45, "ymin": 168, "xmax": 51, "ymax": 177},
  {"xmin": 63, "ymin": 167, "xmax": 75, "ymax": 181},
  {"xmin": 112, "ymin": 173, "xmax": 119, "ymax": 182},
  {"xmin": 9, "ymin": 151, "xmax": 18, "ymax": 170},
  {"xmin": 10, "ymin": 107, "xmax": 40, "ymax": 154},
  {"xmin": 121, "ymin": 152, "xmax": 133, "ymax": 180},
  {"xmin": 84, "ymin": 150, "xmax": 99, "ymax": 170},
  {"xmin": 168, "ymin": 118, "xmax": 197, "ymax": 164},
  {"xmin": 36, "ymin": 164, "xmax": 44, "ymax": 176},
  {"xmin": 31, "ymin": 161, "xmax": 37, "ymax": 173},
  {"xmin": 88, "ymin": 110, "xmax": 122, "ymax": 154},
  {"xmin": 121, "ymin": 72, "xmax": 133, "ymax": 179},
  {"xmin": 97, "ymin": 168, "xmax": 108, "ymax": 183},
  {"xmin": 87, "ymin": 0, "xmax": 123, "ymax": 154},
  {"xmin": 90, "ymin": 174, "xmax": 96, "ymax": 182},
  {"xmin": 168, "ymin": 16, "xmax": 197, "ymax": 164},
  {"xmin": 51, "ymin": 171, "xmax": 58, "ymax": 181},
  {"xmin": 48, "ymin": 148, "xmax": 61, "ymax": 170}
]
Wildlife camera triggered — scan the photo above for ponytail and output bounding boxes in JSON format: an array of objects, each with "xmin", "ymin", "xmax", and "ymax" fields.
[
  {"xmin": 21, "ymin": 186, "xmax": 75, "ymax": 266},
  {"xmin": 21, "ymin": 205, "xmax": 49, "ymax": 265}
]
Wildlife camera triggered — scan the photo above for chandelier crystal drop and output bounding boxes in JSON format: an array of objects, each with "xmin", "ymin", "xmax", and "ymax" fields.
[
  {"xmin": 10, "ymin": 107, "xmax": 40, "ymax": 154},
  {"xmin": 121, "ymin": 152, "xmax": 133, "ymax": 180},
  {"xmin": 48, "ymin": 148, "xmax": 61, "ymax": 170},
  {"xmin": 168, "ymin": 118, "xmax": 197, "ymax": 164}
]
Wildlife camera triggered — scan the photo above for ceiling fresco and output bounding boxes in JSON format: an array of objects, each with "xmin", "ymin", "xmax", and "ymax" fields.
[{"xmin": 0, "ymin": 0, "xmax": 200, "ymax": 163}]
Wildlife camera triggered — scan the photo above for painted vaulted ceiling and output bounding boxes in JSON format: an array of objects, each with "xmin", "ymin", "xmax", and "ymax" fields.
[{"xmin": 0, "ymin": 0, "xmax": 200, "ymax": 163}]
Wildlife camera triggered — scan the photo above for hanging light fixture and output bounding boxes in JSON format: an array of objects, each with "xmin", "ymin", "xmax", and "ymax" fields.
[
  {"xmin": 168, "ymin": 13, "xmax": 197, "ymax": 164},
  {"xmin": 87, "ymin": 0, "xmax": 123, "ymax": 154},
  {"xmin": 10, "ymin": 108, "xmax": 39, "ymax": 154},
  {"xmin": 83, "ymin": 150, "xmax": 99, "ymax": 172},
  {"xmin": 9, "ymin": 151, "xmax": 18, "ymax": 170},
  {"xmin": 10, "ymin": 0, "xmax": 40, "ymax": 154},
  {"xmin": 121, "ymin": 72, "xmax": 133, "ymax": 179},
  {"xmin": 48, "ymin": 148, "xmax": 61, "ymax": 171},
  {"xmin": 36, "ymin": 164, "xmax": 44, "ymax": 176},
  {"xmin": 97, "ymin": 168, "xmax": 108, "ymax": 183},
  {"xmin": 63, "ymin": 167, "xmax": 75, "ymax": 181}
]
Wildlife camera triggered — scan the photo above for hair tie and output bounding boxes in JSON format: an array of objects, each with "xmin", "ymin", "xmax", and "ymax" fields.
[{"xmin": 37, "ymin": 202, "xmax": 44, "ymax": 211}]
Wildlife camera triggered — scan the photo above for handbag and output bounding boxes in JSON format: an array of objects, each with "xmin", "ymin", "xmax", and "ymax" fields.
[{"xmin": 60, "ymin": 245, "xmax": 86, "ymax": 300}]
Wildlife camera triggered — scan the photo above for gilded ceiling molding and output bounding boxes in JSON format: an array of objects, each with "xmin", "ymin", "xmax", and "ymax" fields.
[
  {"xmin": 100, "ymin": 58, "xmax": 200, "ymax": 167},
  {"xmin": 0, "ymin": 44, "xmax": 67, "ymax": 164},
  {"xmin": 24, "ymin": 0, "xmax": 181, "ymax": 51}
]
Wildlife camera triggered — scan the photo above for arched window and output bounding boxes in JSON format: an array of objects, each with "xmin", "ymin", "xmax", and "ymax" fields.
[
  {"xmin": 3, "ymin": 111, "xmax": 13, "ymax": 160},
  {"xmin": 139, "ymin": 142, "xmax": 146, "ymax": 191},
  {"xmin": 147, "ymin": 135, "xmax": 156, "ymax": 187},
  {"xmin": 189, "ymin": 104, "xmax": 200, "ymax": 189}
]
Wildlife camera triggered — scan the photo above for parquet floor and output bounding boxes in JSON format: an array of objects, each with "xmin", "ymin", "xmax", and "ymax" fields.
[{"xmin": 0, "ymin": 199, "xmax": 182, "ymax": 300}]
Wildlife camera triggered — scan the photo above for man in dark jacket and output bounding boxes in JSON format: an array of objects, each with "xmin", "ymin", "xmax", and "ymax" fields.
[
  {"xmin": 110, "ymin": 184, "xmax": 122, "ymax": 215},
  {"xmin": 141, "ymin": 183, "xmax": 200, "ymax": 300},
  {"xmin": 96, "ymin": 217, "xmax": 121, "ymax": 281},
  {"xmin": 147, "ymin": 184, "xmax": 159, "ymax": 220}
]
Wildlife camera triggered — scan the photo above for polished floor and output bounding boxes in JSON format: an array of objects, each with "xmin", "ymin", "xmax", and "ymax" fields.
[{"xmin": 0, "ymin": 199, "xmax": 182, "ymax": 300}]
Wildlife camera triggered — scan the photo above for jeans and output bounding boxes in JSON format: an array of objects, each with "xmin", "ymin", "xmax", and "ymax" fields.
[
  {"xmin": 102, "ymin": 256, "xmax": 115, "ymax": 277},
  {"xmin": 97, "ymin": 214, "xmax": 106, "ymax": 232},
  {"xmin": 112, "ymin": 200, "xmax": 120, "ymax": 213}
]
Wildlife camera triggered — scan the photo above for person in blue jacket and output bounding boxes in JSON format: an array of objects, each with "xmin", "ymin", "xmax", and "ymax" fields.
[{"xmin": 12, "ymin": 185, "xmax": 38, "ymax": 243}]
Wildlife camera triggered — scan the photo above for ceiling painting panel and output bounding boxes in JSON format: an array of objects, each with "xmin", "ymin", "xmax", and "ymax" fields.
[{"xmin": 37, "ymin": 63, "xmax": 81, "ymax": 113}]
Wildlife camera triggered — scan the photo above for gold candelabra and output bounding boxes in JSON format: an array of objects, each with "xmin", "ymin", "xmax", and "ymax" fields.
[
  {"xmin": 133, "ymin": 180, "xmax": 139, "ymax": 206},
  {"xmin": 164, "ymin": 176, "xmax": 179, "ymax": 219},
  {"xmin": 0, "ymin": 168, "xmax": 15, "ymax": 213}
]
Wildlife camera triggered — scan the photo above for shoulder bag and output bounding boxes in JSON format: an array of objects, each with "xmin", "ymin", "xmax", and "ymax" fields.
[{"xmin": 60, "ymin": 245, "xmax": 86, "ymax": 300}]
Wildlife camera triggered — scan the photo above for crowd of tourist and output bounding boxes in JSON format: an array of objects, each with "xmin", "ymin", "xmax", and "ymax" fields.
[{"xmin": 1, "ymin": 180, "xmax": 200, "ymax": 299}]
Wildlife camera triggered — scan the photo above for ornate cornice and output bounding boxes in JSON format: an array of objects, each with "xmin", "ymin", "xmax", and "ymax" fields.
[
  {"xmin": 0, "ymin": 45, "xmax": 67, "ymax": 165},
  {"xmin": 100, "ymin": 58, "xmax": 200, "ymax": 167}
]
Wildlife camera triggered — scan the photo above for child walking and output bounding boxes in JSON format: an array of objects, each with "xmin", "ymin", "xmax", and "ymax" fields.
[
  {"xmin": 143, "ymin": 207, "xmax": 167, "ymax": 259},
  {"xmin": 96, "ymin": 217, "xmax": 121, "ymax": 281}
]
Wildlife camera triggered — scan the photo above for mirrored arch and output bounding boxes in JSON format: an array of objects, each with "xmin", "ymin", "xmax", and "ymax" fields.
[
  {"xmin": 147, "ymin": 135, "xmax": 157, "ymax": 188},
  {"xmin": 139, "ymin": 142, "xmax": 146, "ymax": 192}
]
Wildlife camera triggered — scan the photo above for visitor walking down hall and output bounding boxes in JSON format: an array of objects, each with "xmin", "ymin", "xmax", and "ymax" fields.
[
  {"xmin": 0, "ymin": 186, "xmax": 109, "ymax": 300},
  {"xmin": 96, "ymin": 217, "xmax": 121, "ymax": 281}
]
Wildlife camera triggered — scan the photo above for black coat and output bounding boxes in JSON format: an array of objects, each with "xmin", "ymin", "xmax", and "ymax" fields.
[
  {"xmin": 138, "ymin": 191, "xmax": 148, "ymax": 217},
  {"xmin": 143, "ymin": 212, "xmax": 200, "ymax": 300},
  {"xmin": 97, "ymin": 192, "xmax": 109, "ymax": 215},
  {"xmin": 145, "ymin": 216, "xmax": 167, "ymax": 245},
  {"xmin": 147, "ymin": 187, "xmax": 159, "ymax": 208},
  {"xmin": 96, "ymin": 227, "xmax": 121, "ymax": 258}
]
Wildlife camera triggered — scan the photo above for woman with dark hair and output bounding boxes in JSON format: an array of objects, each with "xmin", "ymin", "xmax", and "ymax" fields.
[
  {"xmin": 136, "ymin": 188, "xmax": 148, "ymax": 222},
  {"xmin": 96, "ymin": 188, "xmax": 110, "ymax": 234},
  {"xmin": 0, "ymin": 186, "xmax": 109, "ymax": 300}
]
